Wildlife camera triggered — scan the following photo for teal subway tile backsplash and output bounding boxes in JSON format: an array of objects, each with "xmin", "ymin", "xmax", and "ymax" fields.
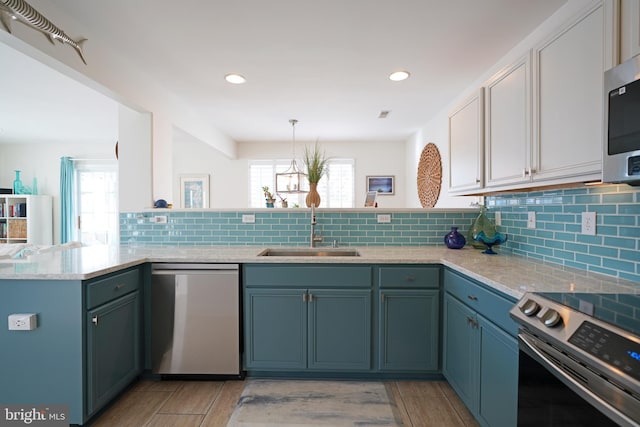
[
  {"xmin": 120, "ymin": 209, "xmax": 479, "ymax": 248},
  {"xmin": 487, "ymin": 184, "xmax": 640, "ymax": 282},
  {"xmin": 120, "ymin": 183, "xmax": 640, "ymax": 283}
]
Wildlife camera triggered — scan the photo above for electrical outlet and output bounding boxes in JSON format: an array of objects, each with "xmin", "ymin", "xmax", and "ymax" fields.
[
  {"xmin": 8, "ymin": 314, "xmax": 37, "ymax": 331},
  {"xmin": 242, "ymin": 214, "xmax": 256, "ymax": 224},
  {"xmin": 527, "ymin": 212, "xmax": 536, "ymax": 229},
  {"xmin": 377, "ymin": 214, "xmax": 391, "ymax": 223},
  {"xmin": 494, "ymin": 212, "xmax": 501, "ymax": 226},
  {"xmin": 581, "ymin": 212, "xmax": 596, "ymax": 235},
  {"xmin": 150, "ymin": 215, "xmax": 167, "ymax": 224}
]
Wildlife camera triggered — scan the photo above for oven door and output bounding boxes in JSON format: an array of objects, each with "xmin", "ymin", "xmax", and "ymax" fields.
[{"xmin": 518, "ymin": 330, "xmax": 638, "ymax": 427}]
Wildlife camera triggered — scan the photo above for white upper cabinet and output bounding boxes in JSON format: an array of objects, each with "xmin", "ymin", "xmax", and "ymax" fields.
[
  {"xmin": 448, "ymin": 89, "xmax": 484, "ymax": 194},
  {"xmin": 531, "ymin": 1, "xmax": 617, "ymax": 183},
  {"xmin": 450, "ymin": 0, "xmax": 619, "ymax": 195},
  {"xmin": 484, "ymin": 54, "xmax": 532, "ymax": 189},
  {"xmin": 620, "ymin": 0, "xmax": 640, "ymax": 62}
]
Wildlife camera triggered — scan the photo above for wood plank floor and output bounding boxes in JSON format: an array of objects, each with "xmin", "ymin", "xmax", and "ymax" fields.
[{"xmin": 88, "ymin": 379, "xmax": 479, "ymax": 427}]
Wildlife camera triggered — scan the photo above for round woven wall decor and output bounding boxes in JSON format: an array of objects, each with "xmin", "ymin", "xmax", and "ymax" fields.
[{"xmin": 417, "ymin": 143, "xmax": 442, "ymax": 208}]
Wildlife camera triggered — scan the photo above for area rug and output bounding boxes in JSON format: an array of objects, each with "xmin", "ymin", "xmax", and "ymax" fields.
[{"xmin": 226, "ymin": 379, "xmax": 403, "ymax": 426}]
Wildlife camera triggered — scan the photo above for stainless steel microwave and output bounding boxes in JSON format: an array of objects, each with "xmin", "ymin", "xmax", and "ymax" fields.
[{"xmin": 603, "ymin": 54, "xmax": 640, "ymax": 186}]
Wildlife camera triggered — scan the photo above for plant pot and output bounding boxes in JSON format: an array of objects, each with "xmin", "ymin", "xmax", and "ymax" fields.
[
  {"xmin": 306, "ymin": 183, "xmax": 321, "ymax": 207},
  {"xmin": 265, "ymin": 198, "xmax": 276, "ymax": 208},
  {"xmin": 281, "ymin": 201, "xmax": 288, "ymax": 208}
]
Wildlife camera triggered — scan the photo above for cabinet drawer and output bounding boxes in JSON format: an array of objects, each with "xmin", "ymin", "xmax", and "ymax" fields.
[
  {"xmin": 244, "ymin": 265, "xmax": 372, "ymax": 288},
  {"xmin": 86, "ymin": 269, "xmax": 140, "ymax": 309},
  {"xmin": 379, "ymin": 266, "xmax": 439, "ymax": 288},
  {"xmin": 444, "ymin": 269, "xmax": 517, "ymax": 336}
]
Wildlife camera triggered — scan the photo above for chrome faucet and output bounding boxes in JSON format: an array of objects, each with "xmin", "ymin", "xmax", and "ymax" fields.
[{"xmin": 310, "ymin": 204, "xmax": 323, "ymax": 247}]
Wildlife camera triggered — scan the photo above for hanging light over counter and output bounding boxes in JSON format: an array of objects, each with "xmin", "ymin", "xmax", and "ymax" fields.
[{"xmin": 276, "ymin": 119, "xmax": 309, "ymax": 194}]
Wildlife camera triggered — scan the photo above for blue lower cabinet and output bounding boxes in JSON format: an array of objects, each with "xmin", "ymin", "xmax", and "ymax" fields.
[
  {"xmin": 86, "ymin": 291, "xmax": 141, "ymax": 417},
  {"xmin": 378, "ymin": 289, "xmax": 440, "ymax": 371},
  {"xmin": 0, "ymin": 266, "xmax": 144, "ymax": 425},
  {"xmin": 477, "ymin": 315, "xmax": 518, "ymax": 427},
  {"xmin": 443, "ymin": 293, "xmax": 478, "ymax": 412},
  {"xmin": 244, "ymin": 288, "xmax": 372, "ymax": 371},
  {"xmin": 308, "ymin": 289, "xmax": 371, "ymax": 370},
  {"xmin": 443, "ymin": 269, "xmax": 518, "ymax": 427},
  {"xmin": 244, "ymin": 288, "xmax": 307, "ymax": 369}
]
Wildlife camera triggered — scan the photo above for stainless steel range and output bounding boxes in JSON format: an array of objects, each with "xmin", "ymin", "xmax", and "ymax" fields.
[{"xmin": 510, "ymin": 292, "xmax": 640, "ymax": 426}]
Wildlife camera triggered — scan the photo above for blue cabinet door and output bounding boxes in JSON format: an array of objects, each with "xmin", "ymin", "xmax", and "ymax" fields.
[
  {"xmin": 442, "ymin": 293, "xmax": 478, "ymax": 414},
  {"xmin": 86, "ymin": 291, "xmax": 141, "ymax": 417},
  {"xmin": 477, "ymin": 314, "xmax": 518, "ymax": 427},
  {"xmin": 378, "ymin": 289, "xmax": 440, "ymax": 371},
  {"xmin": 308, "ymin": 289, "xmax": 372, "ymax": 370},
  {"xmin": 244, "ymin": 288, "xmax": 307, "ymax": 370}
]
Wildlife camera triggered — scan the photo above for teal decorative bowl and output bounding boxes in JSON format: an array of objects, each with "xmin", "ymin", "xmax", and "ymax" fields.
[{"xmin": 473, "ymin": 231, "xmax": 508, "ymax": 255}]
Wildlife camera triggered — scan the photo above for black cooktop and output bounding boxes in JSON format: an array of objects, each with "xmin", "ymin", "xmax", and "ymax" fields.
[{"xmin": 537, "ymin": 292, "xmax": 640, "ymax": 337}]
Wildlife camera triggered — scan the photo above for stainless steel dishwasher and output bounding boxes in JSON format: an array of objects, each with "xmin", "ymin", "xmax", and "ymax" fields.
[{"xmin": 151, "ymin": 263, "xmax": 241, "ymax": 377}]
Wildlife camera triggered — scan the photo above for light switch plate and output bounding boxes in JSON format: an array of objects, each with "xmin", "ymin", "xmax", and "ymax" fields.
[
  {"xmin": 242, "ymin": 214, "xmax": 256, "ymax": 224},
  {"xmin": 494, "ymin": 212, "xmax": 501, "ymax": 226},
  {"xmin": 377, "ymin": 214, "xmax": 391, "ymax": 223},
  {"xmin": 581, "ymin": 212, "xmax": 596, "ymax": 235},
  {"xmin": 527, "ymin": 212, "xmax": 536, "ymax": 229}
]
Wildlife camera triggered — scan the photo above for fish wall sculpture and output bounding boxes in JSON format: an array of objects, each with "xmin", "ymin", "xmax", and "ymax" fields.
[{"xmin": 0, "ymin": 0, "xmax": 87, "ymax": 64}]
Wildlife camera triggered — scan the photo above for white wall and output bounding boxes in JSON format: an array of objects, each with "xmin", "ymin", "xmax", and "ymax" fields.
[
  {"xmin": 172, "ymin": 128, "xmax": 246, "ymax": 208},
  {"xmin": 0, "ymin": 142, "xmax": 114, "ymax": 243}
]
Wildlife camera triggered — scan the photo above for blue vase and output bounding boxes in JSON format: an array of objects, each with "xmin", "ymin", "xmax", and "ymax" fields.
[
  {"xmin": 13, "ymin": 170, "xmax": 23, "ymax": 194},
  {"xmin": 444, "ymin": 226, "xmax": 466, "ymax": 249}
]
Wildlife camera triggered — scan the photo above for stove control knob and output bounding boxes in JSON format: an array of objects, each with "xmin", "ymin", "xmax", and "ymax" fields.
[
  {"xmin": 521, "ymin": 300, "xmax": 541, "ymax": 317},
  {"xmin": 541, "ymin": 309, "xmax": 562, "ymax": 328}
]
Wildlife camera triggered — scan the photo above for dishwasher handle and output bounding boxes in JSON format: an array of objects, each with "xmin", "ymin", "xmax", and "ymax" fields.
[{"xmin": 152, "ymin": 263, "xmax": 239, "ymax": 273}]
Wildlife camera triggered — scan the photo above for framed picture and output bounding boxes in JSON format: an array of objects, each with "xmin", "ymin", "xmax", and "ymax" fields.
[
  {"xmin": 180, "ymin": 174, "xmax": 210, "ymax": 208},
  {"xmin": 364, "ymin": 191, "xmax": 377, "ymax": 207},
  {"xmin": 366, "ymin": 175, "xmax": 395, "ymax": 195}
]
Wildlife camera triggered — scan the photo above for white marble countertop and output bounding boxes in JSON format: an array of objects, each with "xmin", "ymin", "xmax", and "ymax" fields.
[{"xmin": 0, "ymin": 245, "xmax": 638, "ymax": 299}]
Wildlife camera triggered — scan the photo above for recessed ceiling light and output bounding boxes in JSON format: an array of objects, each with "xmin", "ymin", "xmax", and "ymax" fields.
[
  {"xmin": 225, "ymin": 73, "xmax": 246, "ymax": 84},
  {"xmin": 389, "ymin": 70, "xmax": 410, "ymax": 82}
]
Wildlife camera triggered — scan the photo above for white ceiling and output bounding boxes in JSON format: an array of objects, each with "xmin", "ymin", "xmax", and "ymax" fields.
[{"xmin": 0, "ymin": 0, "xmax": 567, "ymax": 145}]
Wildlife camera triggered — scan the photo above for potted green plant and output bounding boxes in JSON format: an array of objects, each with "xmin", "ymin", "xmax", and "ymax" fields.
[
  {"xmin": 303, "ymin": 142, "xmax": 328, "ymax": 207},
  {"xmin": 262, "ymin": 186, "xmax": 276, "ymax": 208}
]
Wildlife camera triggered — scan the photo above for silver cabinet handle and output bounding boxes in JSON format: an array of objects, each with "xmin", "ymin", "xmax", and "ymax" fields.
[
  {"xmin": 467, "ymin": 295, "xmax": 478, "ymax": 301},
  {"xmin": 466, "ymin": 316, "xmax": 478, "ymax": 328},
  {"xmin": 92, "ymin": 315, "xmax": 98, "ymax": 326},
  {"xmin": 309, "ymin": 293, "xmax": 313, "ymax": 302},
  {"xmin": 303, "ymin": 293, "xmax": 307, "ymax": 302},
  {"xmin": 405, "ymin": 275, "xmax": 415, "ymax": 282},
  {"xmin": 381, "ymin": 294, "xmax": 385, "ymax": 303},
  {"xmin": 115, "ymin": 283, "xmax": 125, "ymax": 290}
]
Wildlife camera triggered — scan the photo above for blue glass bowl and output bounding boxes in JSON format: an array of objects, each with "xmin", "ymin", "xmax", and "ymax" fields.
[{"xmin": 473, "ymin": 231, "xmax": 508, "ymax": 255}]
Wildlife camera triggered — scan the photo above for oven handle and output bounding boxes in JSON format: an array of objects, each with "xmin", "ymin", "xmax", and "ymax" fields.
[{"xmin": 519, "ymin": 332, "xmax": 638, "ymax": 427}]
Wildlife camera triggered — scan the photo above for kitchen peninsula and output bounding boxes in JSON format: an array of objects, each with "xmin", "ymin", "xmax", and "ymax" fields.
[{"xmin": 1, "ymin": 244, "xmax": 638, "ymax": 426}]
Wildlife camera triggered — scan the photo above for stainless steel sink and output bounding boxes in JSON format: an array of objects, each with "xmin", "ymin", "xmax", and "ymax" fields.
[{"xmin": 258, "ymin": 248, "xmax": 360, "ymax": 257}]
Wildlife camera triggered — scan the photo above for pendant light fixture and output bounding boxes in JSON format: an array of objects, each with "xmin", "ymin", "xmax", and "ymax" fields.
[{"xmin": 276, "ymin": 119, "xmax": 309, "ymax": 194}]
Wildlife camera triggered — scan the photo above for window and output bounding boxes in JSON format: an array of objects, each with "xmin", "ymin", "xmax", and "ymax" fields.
[
  {"xmin": 249, "ymin": 159, "xmax": 354, "ymax": 208},
  {"xmin": 73, "ymin": 160, "xmax": 119, "ymax": 245}
]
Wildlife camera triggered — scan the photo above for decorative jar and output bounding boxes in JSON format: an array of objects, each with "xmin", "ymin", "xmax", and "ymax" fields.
[{"xmin": 444, "ymin": 227, "xmax": 466, "ymax": 249}]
